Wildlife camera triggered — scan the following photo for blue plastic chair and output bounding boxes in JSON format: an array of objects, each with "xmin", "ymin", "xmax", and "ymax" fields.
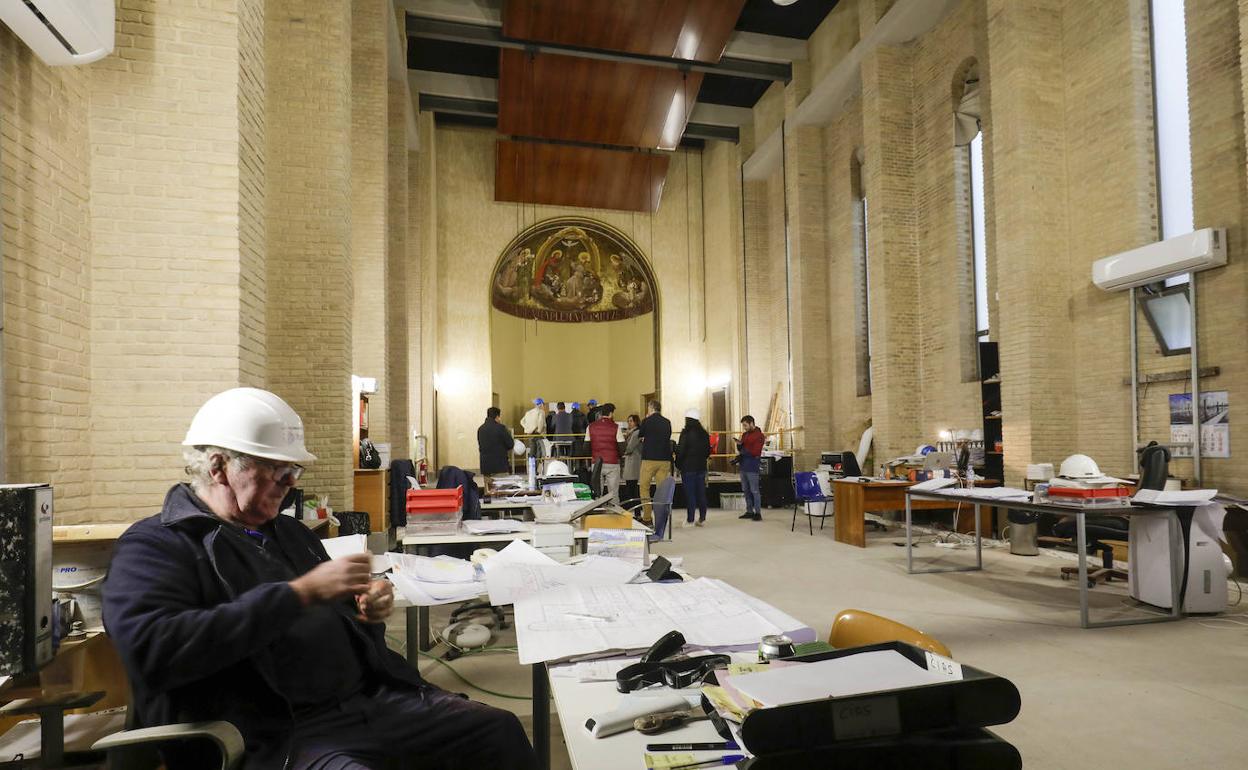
[{"xmin": 792, "ymin": 471, "xmax": 832, "ymax": 535}]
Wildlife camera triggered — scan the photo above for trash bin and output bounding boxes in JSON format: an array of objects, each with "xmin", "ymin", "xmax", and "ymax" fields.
[{"xmin": 1007, "ymin": 510, "xmax": 1039, "ymax": 556}]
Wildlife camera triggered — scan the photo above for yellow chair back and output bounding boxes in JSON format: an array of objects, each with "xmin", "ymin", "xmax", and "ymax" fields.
[{"xmin": 827, "ymin": 608, "xmax": 952, "ymax": 658}]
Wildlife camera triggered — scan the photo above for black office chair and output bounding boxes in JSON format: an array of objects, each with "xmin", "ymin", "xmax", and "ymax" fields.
[
  {"xmin": 1049, "ymin": 444, "xmax": 1174, "ymax": 588},
  {"xmin": 590, "ymin": 457, "xmax": 604, "ymax": 497}
]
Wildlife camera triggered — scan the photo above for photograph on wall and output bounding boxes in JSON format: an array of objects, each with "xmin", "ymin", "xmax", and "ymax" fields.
[{"xmin": 1169, "ymin": 390, "xmax": 1230, "ymax": 458}]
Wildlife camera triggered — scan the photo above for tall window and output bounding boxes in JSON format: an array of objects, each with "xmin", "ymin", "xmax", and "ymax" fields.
[
  {"xmin": 955, "ymin": 62, "xmax": 988, "ymax": 344},
  {"xmin": 851, "ymin": 151, "xmax": 871, "ymax": 397},
  {"xmin": 1151, "ymin": 0, "xmax": 1193, "ymax": 242}
]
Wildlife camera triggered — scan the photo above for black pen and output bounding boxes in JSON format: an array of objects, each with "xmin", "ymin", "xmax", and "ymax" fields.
[{"xmin": 646, "ymin": 741, "xmax": 738, "ymax": 752}]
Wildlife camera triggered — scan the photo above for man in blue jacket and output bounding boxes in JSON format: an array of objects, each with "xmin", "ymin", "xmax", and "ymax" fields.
[{"xmin": 102, "ymin": 388, "xmax": 535, "ymax": 770}]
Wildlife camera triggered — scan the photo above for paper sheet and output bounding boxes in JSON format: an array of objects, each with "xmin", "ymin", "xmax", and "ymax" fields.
[
  {"xmin": 727, "ymin": 650, "xmax": 944, "ymax": 708},
  {"xmin": 513, "ymin": 578, "xmax": 806, "ymax": 664},
  {"xmin": 463, "ymin": 519, "xmax": 530, "ymax": 535},
  {"xmin": 1132, "ymin": 488, "xmax": 1219, "ymax": 505},
  {"xmin": 322, "ymin": 534, "xmax": 368, "ymax": 559},
  {"xmin": 387, "ymin": 552, "xmax": 476, "ymax": 583},
  {"xmin": 485, "ymin": 554, "xmax": 641, "ymax": 606},
  {"xmin": 387, "ymin": 571, "xmax": 484, "ymax": 606},
  {"xmin": 910, "ymin": 477, "xmax": 958, "ymax": 492},
  {"xmin": 482, "ymin": 539, "xmax": 560, "ymax": 572},
  {"xmin": 943, "ymin": 486, "xmax": 1031, "ymax": 500}
]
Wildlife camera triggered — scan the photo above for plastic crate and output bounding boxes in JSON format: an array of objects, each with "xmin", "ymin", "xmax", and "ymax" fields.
[
  {"xmin": 406, "ymin": 486, "xmax": 463, "ymax": 513},
  {"xmin": 405, "ymin": 486, "xmax": 464, "ymax": 534}
]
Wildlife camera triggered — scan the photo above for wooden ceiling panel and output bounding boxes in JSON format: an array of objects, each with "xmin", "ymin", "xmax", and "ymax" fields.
[
  {"xmin": 498, "ymin": 49, "xmax": 702, "ymax": 151},
  {"xmin": 502, "ymin": 0, "xmax": 747, "ymax": 64},
  {"xmin": 496, "ymin": 140, "xmax": 669, "ymax": 213}
]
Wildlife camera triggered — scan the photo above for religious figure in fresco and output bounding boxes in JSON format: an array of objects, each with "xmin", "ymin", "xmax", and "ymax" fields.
[{"xmin": 491, "ymin": 218, "xmax": 655, "ymax": 322}]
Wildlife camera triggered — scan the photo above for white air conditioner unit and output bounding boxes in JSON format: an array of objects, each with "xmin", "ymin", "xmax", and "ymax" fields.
[
  {"xmin": 0, "ymin": 0, "xmax": 114, "ymax": 66},
  {"xmin": 1092, "ymin": 228, "xmax": 1227, "ymax": 292}
]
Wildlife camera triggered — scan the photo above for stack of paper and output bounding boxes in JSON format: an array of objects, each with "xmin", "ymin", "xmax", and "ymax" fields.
[
  {"xmin": 320, "ymin": 534, "xmax": 390, "ymax": 573},
  {"xmin": 386, "ymin": 552, "xmax": 484, "ymax": 606},
  {"xmin": 463, "ymin": 519, "xmax": 530, "ymax": 535},
  {"xmin": 483, "ymin": 540, "xmax": 642, "ymax": 605},
  {"xmin": 727, "ymin": 650, "xmax": 946, "ymax": 708},
  {"xmin": 513, "ymin": 577, "xmax": 813, "ymax": 665},
  {"xmin": 943, "ymin": 486, "xmax": 1031, "ymax": 501}
]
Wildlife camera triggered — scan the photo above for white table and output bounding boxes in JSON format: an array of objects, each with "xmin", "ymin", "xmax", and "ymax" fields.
[
  {"xmin": 904, "ymin": 490, "xmax": 1184, "ymax": 629},
  {"xmin": 546, "ymin": 664, "xmax": 731, "ymax": 770}
]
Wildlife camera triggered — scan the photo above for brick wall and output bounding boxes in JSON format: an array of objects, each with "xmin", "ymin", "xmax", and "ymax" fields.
[
  {"xmin": 265, "ymin": 0, "xmax": 354, "ymax": 506},
  {"xmin": 0, "ymin": 32, "xmax": 93, "ymax": 515},
  {"xmin": 87, "ymin": 0, "xmax": 263, "ymax": 520}
]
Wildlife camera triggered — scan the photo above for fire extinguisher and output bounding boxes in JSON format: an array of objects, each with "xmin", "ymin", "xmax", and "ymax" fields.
[{"xmin": 417, "ymin": 458, "xmax": 429, "ymax": 487}]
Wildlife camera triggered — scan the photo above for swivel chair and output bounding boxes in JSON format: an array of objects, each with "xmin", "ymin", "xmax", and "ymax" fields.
[
  {"xmin": 621, "ymin": 476, "xmax": 676, "ymax": 542},
  {"xmin": 828, "ymin": 608, "xmax": 951, "ymax": 658}
]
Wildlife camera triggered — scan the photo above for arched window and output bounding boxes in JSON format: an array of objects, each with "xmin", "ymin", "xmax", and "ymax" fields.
[
  {"xmin": 850, "ymin": 149, "xmax": 871, "ymax": 397},
  {"xmin": 954, "ymin": 61, "xmax": 988, "ymax": 378}
]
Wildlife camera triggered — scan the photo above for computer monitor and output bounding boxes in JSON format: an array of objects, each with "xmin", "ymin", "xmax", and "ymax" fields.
[
  {"xmin": 923, "ymin": 452, "xmax": 953, "ymax": 472},
  {"xmin": 0, "ymin": 484, "xmax": 54, "ymax": 677}
]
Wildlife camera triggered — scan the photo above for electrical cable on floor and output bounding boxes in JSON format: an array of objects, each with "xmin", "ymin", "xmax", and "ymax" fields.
[{"xmin": 417, "ymin": 650, "xmax": 532, "ymax": 700}]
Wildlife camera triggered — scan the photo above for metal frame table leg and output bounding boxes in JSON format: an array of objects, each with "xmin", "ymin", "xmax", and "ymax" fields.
[
  {"xmin": 532, "ymin": 662, "xmax": 550, "ymax": 770},
  {"xmin": 907, "ymin": 494, "xmax": 985, "ymax": 575}
]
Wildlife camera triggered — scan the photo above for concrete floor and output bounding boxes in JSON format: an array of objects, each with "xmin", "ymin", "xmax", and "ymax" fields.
[{"xmin": 386, "ymin": 508, "xmax": 1248, "ymax": 769}]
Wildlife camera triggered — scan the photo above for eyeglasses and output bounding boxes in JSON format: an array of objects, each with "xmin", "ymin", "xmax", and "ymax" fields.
[{"xmin": 252, "ymin": 457, "xmax": 305, "ymax": 484}]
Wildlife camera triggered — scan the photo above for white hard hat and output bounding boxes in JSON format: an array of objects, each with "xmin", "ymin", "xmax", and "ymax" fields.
[
  {"xmin": 685, "ymin": 408, "xmax": 701, "ymax": 421},
  {"xmin": 513, "ymin": 439, "xmax": 528, "ymax": 456},
  {"xmin": 543, "ymin": 460, "xmax": 571, "ymax": 477},
  {"xmin": 1058, "ymin": 454, "xmax": 1101, "ymax": 479},
  {"xmin": 182, "ymin": 388, "xmax": 317, "ymax": 463}
]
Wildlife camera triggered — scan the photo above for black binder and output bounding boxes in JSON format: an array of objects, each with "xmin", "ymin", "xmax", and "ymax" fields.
[
  {"xmin": 0, "ymin": 484, "xmax": 55, "ymax": 676},
  {"xmin": 718, "ymin": 642, "xmax": 1021, "ymax": 762},
  {"xmin": 739, "ymin": 728, "xmax": 1021, "ymax": 769}
]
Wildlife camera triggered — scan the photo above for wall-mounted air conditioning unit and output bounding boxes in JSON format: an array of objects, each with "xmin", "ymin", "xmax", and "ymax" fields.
[
  {"xmin": 1092, "ymin": 228, "xmax": 1227, "ymax": 292},
  {"xmin": 0, "ymin": 0, "xmax": 114, "ymax": 66}
]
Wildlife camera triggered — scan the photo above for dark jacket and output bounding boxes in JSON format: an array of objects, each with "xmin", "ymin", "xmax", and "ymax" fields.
[
  {"xmin": 477, "ymin": 418, "xmax": 513, "ymax": 475},
  {"xmin": 738, "ymin": 427, "xmax": 765, "ymax": 473},
  {"xmin": 676, "ymin": 419, "xmax": 712, "ymax": 473},
  {"xmin": 638, "ymin": 413, "xmax": 673, "ymax": 461},
  {"xmin": 102, "ymin": 484, "xmax": 426, "ymax": 770}
]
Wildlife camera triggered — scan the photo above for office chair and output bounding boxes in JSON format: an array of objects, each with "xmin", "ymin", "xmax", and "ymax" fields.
[
  {"xmin": 590, "ymin": 457, "xmax": 603, "ymax": 497},
  {"xmin": 827, "ymin": 608, "xmax": 952, "ymax": 658},
  {"xmin": 792, "ymin": 472, "xmax": 832, "ymax": 535},
  {"xmin": 621, "ymin": 476, "xmax": 676, "ymax": 542}
]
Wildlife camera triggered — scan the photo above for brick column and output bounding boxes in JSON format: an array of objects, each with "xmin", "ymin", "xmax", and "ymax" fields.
[
  {"xmin": 985, "ymin": 0, "xmax": 1074, "ymax": 482},
  {"xmin": 783, "ymin": 124, "xmax": 831, "ymax": 465},
  {"xmin": 861, "ymin": 42, "xmax": 922, "ymax": 462},
  {"xmin": 86, "ymin": 0, "xmax": 267, "ymax": 517},
  {"xmin": 266, "ymin": 0, "xmax": 353, "ymax": 506},
  {"xmin": 387, "ymin": 73, "xmax": 411, "ymax": 456},
  {"xmin": 351, "ymin": 0, "xmax": 389, "ymax": 443}
]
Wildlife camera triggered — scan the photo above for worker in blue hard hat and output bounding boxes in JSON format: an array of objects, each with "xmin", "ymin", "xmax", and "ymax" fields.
[{"xmin": 520, "ymin": 397, "xmax": 547, "ymax": 435}]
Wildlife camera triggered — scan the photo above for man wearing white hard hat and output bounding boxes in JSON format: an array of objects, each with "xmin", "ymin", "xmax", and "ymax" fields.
[{"xmin": 102, "ymin": 388, "xmax": 535, "ymax": 769}]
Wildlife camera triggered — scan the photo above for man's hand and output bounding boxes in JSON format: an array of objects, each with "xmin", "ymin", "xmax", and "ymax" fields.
[
  {"xmin": 355, "ymin": 579, "xmax": 395, "ymax": 624},
  {"xmin": 289, "ymin": 553, "xmax": 372, "ymax": 606}
]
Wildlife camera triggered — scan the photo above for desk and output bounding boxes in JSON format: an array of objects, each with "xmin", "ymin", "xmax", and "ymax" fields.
[
  {"xmin": 399, "ymin": 526, "xmax": 593, "ymax": 657},
  {"xmin": 544, "ymin": 663, "xmax": 727, "ymax": 770},
  {"xmin": 832, "ymin": 479, "xmax": 956, "ymax": 547},
  {"xmin": 904, "ymin": 490, "xmax": 1184, "ymax": 629}
]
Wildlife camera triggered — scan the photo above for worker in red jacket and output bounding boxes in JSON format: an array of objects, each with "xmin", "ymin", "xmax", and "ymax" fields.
[
  {"xmin": 735, "ymin": 415, "xmax": 766, "ymax": 520},
  {"xmin": 586, "ymin": 402, "xmax": 624, "ymax": 501}
]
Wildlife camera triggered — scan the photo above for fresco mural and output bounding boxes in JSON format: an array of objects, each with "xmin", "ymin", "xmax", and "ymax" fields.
[{"xmin": 491, "ymin": 218, "xmax": 656, "ymax": 322}]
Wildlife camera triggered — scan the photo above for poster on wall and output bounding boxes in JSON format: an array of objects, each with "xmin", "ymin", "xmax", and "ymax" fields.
[{"xmin": 1169, "ymin": 390, "xmax": 1230, "ymax": 458}]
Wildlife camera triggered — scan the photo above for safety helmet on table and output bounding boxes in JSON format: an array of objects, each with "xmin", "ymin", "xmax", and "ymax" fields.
[
  {"xmin": 513, "ymin": 439, "xmax": 528, "ymax": 456},
  {"xmin": 685, "ymin": 408, "xmax": 702, "ymax": 421},
  {"xmin": 544, "ymin": 460, "xmax": 571, "ymax": 477},
  {"xmin": 1058, "ymin": 454, "xmax": 1102, "ymax": 479},
  {"xmin": 182, "ymin": 387, "xmax": 317, "ymax": 463}
]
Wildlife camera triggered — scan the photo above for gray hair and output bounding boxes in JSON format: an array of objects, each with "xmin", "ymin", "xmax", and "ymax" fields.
[{"xmin": 183, "ymin": 445, "xmax": 254, "ymax": 493}]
